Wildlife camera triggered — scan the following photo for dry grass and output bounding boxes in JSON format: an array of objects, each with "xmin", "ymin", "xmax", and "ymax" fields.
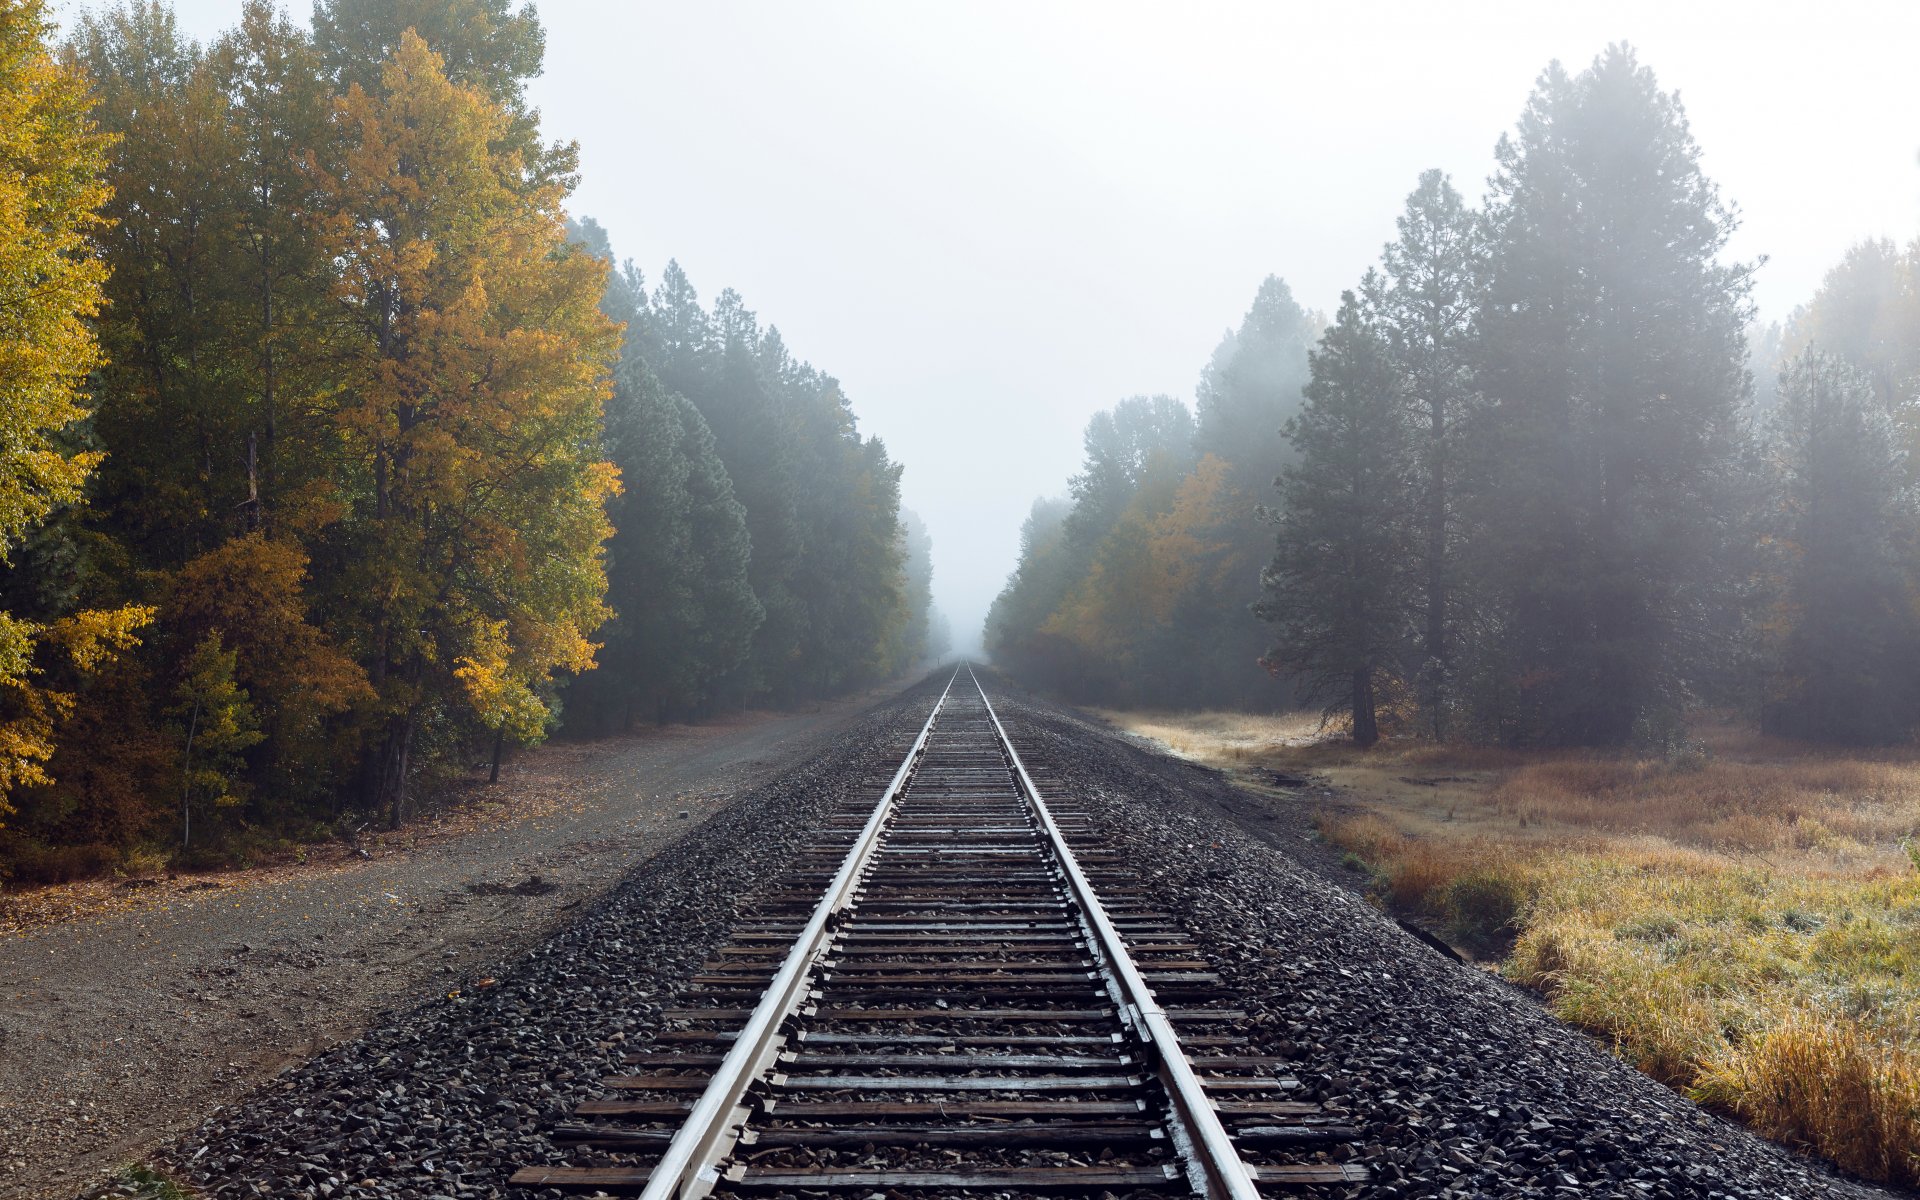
[
  {"xmin": 1110, "ymin": 709, "xmax": 1920, "ymax": 1189},
  {"xmin": 1101, "ymin": 709, "xmax": 1326, "ymax": 762}
]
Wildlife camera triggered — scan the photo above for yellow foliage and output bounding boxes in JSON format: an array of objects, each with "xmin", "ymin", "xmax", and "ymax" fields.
[
  {"xmin": 1145, "ymin": 453, "xmax": 1239, "ymax": 616},
  {"xmin": 309, "ymin": 32, "xmax": 619, "ymax": 763},
  {"xmin": 0, "ymin": 604, "xmax": 153, "ymax": 821},
  {"xmin": 0, "ymin": 0, "xmax": 113, "ymax": 551},
  {"xmin": 0, "ymin": 3, "xmax": 137, "ymax": 824}
]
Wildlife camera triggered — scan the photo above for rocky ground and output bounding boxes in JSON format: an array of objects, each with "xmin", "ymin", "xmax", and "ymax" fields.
[
  {"xmin": 73, "ymin": 671, "xmax": 1899, "ymax": 1199},
  {"xmin": 0, "ymin": 681, "xmax": 908, "ymax": 1200}
]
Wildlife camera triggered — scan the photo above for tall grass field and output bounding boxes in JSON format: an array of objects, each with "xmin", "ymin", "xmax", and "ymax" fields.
[{"xmin": 1107, "ymin": 711, "xmax": 1920, "ymax": 1188}]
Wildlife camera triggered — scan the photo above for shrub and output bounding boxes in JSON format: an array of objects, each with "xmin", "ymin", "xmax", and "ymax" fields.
[
  {"xmin": 1695, "ymin": 1010, "xmax": 1920, "ymax": 1188},
  {"xmin": 1442, "ymin": 867, "xmax": 1535, "ymax": 954},
  {"xmin": 0, "ymin": 838, "xmax": 117, "ymax": 885}
]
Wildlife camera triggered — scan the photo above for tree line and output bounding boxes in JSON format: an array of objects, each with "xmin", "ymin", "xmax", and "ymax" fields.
[
  {"xmin": 992, "ymin": 44, "xmax": 1920, "ymax": 750},
  {"xmin": 0, "ymin": 0, "xmax": 942, "ymax": 882}
]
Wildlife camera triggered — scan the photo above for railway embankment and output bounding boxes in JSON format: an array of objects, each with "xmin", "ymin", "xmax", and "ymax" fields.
[{"xmin": 83, "ymin": 673, "xmax": 1895, "ymax": 1200}]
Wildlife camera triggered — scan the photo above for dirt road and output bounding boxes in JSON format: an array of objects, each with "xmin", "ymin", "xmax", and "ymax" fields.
[{"xmin": 0, "ymin": 685, "xmax": 905, "ymax": 1200}]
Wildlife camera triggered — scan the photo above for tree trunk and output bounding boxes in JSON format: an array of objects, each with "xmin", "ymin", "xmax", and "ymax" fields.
[
  {"xmin": 1424, "ymin": 392, "xmax": 1447, "ymax": 739},
  {"xmin": 488, "ymin": 726, "xmax": 505, "ymax": 785},
  {"xmin": 378, "ymin": 716, "xmax": 414, "ymax": 830},
  {"xmin": 180, "ymin": 700, "xmax": 201, "ymax": 849},
  {"xmin": 243, "ymin": 431, "xmax": 260, "ymax": 533},
  {"xmin": 1351, "ymin": 667, "xmax": 1379, "ymax": 748}
]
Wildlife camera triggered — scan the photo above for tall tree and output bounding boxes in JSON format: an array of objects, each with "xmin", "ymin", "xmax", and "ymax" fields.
[
  {"xmin": 1365, "ymin": 169, "xmax": 1483, "ymax": 735},
  {"xmin": 1180, "ymin": 279, "xmax": 1322, "ymax": 707},
  {"xmin": 309, "ymin": 0, "xmax": 568, "ymax": 189},
  {"xmin": 1064, "ymin": 395, "xmax": 1195, "ymax": 554},
  {"xmin": 1256, "ymin": 291, "xmax": 1417, "ymax": 747},
  {"xmin": 0, "ymin": 0, "xmax": 152, "ymax": 822},
  {"xmin": 1758, "ymin": 353, "xmax": 1920, "ymax": 743},
  {"xmin": 1194, "ymin": 276, "xmax": 1318, "ymax": 493},
  {"xmin": 1465, "ymin": 45, "xmax": 1753, "ymax": 746},
  {"xmin": 887, "ymin": 509, "xmax": 939, "ymax": 674},
  {"xmin": 1780, "ymin": 239, "xmax": 1917, "ymax": 411},
  {"xmin": 563, "ymin": 222, "xmax": 760, "ymax": 727},
  {"xmin": 985, "ymin": 496, "xmax": 1075, "ymax": 680},
  {"xmin": 310, "ymin": 32, "xmax": 619, "ymax": 823}
]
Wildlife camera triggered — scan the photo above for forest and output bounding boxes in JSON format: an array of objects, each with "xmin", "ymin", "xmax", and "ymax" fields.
[
  {"xmin": 0, "ymin": 0, "xmax": 943, "ymax": 881},
  {"xmin": 990, "ymin": 45, "xmax": 1920, "ymax": 752}
]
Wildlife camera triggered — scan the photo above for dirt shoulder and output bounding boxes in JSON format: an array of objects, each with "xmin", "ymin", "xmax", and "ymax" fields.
[{"xmin": 0, "ymin": 680, "xmax": 914, "ymax": 1200}]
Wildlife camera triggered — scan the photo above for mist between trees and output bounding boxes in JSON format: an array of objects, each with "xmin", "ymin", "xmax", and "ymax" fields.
[
  {"xmin": 990, "ymin": 44, "xmax": 1920, "ymax": 753},
  {"xmin": 0, "ymin": 0, "xmax": 947, "ymax": 883}
]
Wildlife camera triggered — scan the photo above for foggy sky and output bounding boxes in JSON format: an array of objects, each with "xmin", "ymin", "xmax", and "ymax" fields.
[{"xmin": 62, "ymin": 1, "xmax": 1920, "ymax": 654}]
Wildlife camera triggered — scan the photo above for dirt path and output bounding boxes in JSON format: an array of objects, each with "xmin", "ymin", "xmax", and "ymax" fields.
[{"xmin": 0, "ymin": 683, "xmax": 909, "ymax": 1200}]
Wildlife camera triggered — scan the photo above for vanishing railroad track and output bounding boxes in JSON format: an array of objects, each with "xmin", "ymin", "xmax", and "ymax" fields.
[{"xmin": 514, "ymin": 667, "xmax": 1365, "ymax": 1197}]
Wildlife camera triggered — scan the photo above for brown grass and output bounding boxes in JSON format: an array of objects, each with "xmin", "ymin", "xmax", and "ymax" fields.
[{"xmin": 1108, "ymin": 708, "xmax": 1920, "ymax": 1189}]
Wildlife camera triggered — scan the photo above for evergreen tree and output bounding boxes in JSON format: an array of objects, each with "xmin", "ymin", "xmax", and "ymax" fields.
[
  {"xmin": 1780, "ymin": 239, "xmax": 1917, "ymax": 411},
  {"xmin": 1758, "ymin": 353, "xmax": 1920, "ymax": 743},
  {"xmin": 985, "ymin": 496, "xmax": 1075, "ymax": 684},
  {"xmin": 1064, "ymin": 395, "xmax": 1195, "ymax": 555},
  {"xmin": 1194, "ymin": 277, "xmax": 1319, "ymax": 493},
  {"xmin": 1464, "ymin": 45, "xmax": 1753, "ymax": 746},
  {"xmin": 1177, "ymin": 279, "xmax": 1322, "ymax": 707},
  {"xmin": 562, "ymin": 221, "xmax": 760, "ymax": 728},
  {"xmin": 1366, "ymin": 169, "xmax": 1483, "ymax": 735},
  {"xmin": 1256, "ymin": 291, "xmax": 1417, "ymax": 747}
]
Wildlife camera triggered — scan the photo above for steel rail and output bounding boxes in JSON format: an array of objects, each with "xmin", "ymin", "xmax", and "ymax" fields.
[
  {"xmin": 636, "ymin": 666, "xmax": 960, "ymax": 1200},
  {"xmin": 967, "ymin": 664, "xmax": 1263, "ymax": 1200}
]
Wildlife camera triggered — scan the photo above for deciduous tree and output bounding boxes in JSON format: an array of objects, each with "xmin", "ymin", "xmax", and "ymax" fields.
[
  {"xmin": 310, "ymin": 32, "xmax": 619, "ymax": 823},
  {"xmin": 0, "ymin": 0, "xmax": 152, "ymax": 825}
]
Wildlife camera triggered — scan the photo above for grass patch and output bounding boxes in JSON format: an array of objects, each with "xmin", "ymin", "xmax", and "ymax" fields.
[
  {"xmin": 1111, "ymin": 708, "xmax": 1920, "ymax": 1189},
  {"xmin": 107, "ymin": 1164, "xmax": 197, "ymax": 1199}
]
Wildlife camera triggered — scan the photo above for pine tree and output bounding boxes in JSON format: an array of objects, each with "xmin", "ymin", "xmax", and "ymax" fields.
[
  {"xmin": 1366, "ymin": 169, "xmax": 1483, "ymax": 735},
  {"xmin": 1780, "ymin": 239, "xmax": 1917, "ymax": 411},
  {"xmin": 1465, "ymin": 45, "xmax": 1753, "ymax": 746},
  {"xmin": 1180, "ymin": 279, "xmax": 1322, "ymax": 707},
  {"xmin": 1194, "ymin": 277, "xmax": 1319, "ymax": 493},
  {"xmin": 1256, "ymin": 291, "xmax": 1417, "ymax": 747},
  {"xmin": 1758, "ymin": 353, "xmax": 1920, "ymax": 743}
]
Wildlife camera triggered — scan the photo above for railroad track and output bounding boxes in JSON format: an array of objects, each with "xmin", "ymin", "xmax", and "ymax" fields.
[{"xmin": 513, "ymin": 666, "xmax": 1366, "ymax": 1197}]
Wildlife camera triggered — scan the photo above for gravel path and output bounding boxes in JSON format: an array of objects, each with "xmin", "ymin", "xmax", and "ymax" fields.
[
  {"xmin": 0, "ymin": 682, "xmax": 909, "ymax": 1200},
  {"xmin": 97, "ymin": 672, "xmax": 1900, "ymax": 1200}
]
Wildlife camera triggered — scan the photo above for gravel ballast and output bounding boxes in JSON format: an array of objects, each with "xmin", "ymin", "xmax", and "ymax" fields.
[
  {"xmin": 990, "ymin": 687, "xmax": 1894, "ymax": 1200},
  {"xmin": 134, "ymin": 673, "xmax": 1893, "ymax": 1200}
]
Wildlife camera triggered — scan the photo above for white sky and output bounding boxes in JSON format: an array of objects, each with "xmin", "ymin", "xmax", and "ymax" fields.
[{"xmin": 59, "ymin": 1, "xmax": 1920, "ymax": 652}]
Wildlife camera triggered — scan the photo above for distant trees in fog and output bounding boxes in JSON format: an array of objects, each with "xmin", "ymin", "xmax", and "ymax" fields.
[
  {"xmin": 990, "ymin": 43, "xmax": 1920, "ymax": 749},
  {"xmin": 987, "ymin": 284, "xmax": 1321, "ymax": 708},
  {"xmin": 0, "ymin": 0, "xmax": 943, "ymax": 879}
]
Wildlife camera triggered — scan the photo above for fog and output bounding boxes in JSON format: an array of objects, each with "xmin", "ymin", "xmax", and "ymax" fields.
[{"xmin": 87, "ymin": 0, "xmax": 1920, "ymax": 652}]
